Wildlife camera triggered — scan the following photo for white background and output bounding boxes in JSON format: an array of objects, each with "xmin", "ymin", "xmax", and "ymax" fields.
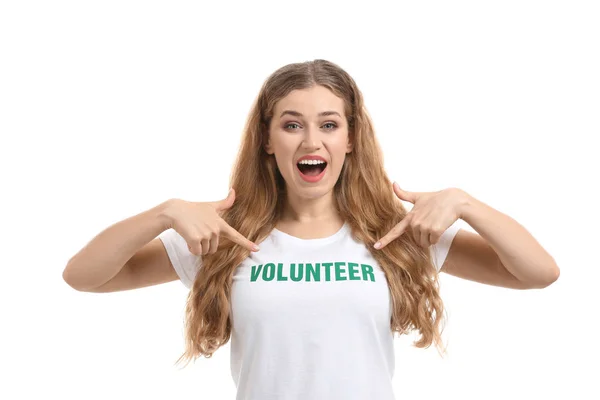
[{"xmin": 1, "ymin": 1, "xmax": 598, "ymax": 399}]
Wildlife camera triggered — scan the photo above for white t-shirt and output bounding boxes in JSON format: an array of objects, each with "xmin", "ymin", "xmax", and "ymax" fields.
[{"xmin": 159, "ymin": 221, "xmax": 461, "ymax": 400}]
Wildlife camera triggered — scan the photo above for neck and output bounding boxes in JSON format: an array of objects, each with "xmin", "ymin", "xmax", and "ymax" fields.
[{"xmin": 280, "ymin": 188, "xmax": 340, "ymax": 224}]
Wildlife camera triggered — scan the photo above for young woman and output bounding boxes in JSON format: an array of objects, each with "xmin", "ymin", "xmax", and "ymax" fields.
[{"xmin": 63, "ymin": 59, "xmax": 560, "ymax": 400}]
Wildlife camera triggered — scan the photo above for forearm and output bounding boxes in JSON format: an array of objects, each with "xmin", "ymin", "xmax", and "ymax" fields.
[
  {"xmin": 63, "ymin": 199, "xmax": 174, "ymax": 291},
  {"xmin": 457, "ymin": 190, "xmax": 560, "ymax": 287}
]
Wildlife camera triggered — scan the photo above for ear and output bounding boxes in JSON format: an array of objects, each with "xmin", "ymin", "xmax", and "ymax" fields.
[
  {"xmin": 346, "ymin": 138, "xmax": 353, "ymax": 153},
  {"xmin": 264, "ymin": 137, "xmax": 273, "ymax": 155},
  {"xmin": 263, "ymin": 125, "xmax": 273, "ymax": 155}
]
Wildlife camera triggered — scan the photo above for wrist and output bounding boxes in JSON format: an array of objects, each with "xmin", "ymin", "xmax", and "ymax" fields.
[
  {"xmin": 156, "ymin": 198, "xmax": 177, "ymax": 230},
  {"xmin": 453, "ymin": 188, "xmax": 475, "ymax": 220}
]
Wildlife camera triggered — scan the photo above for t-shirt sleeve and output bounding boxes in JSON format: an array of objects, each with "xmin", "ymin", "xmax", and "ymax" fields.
[
  {"xmin": 158, "ymin": 228, "xmax": 202, "ymax": 289},
  {"xmin": 429, "ymin": 221, "xmax": 462, "ymax": 272}
]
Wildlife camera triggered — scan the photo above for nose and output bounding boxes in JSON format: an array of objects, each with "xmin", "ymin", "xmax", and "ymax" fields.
[{"xmin": 301, "ymin": 125, "xmax": 322, "ymax": 150}]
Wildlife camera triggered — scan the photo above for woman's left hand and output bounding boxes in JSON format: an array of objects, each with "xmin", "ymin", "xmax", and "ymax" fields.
[{"xmin": 374, "ymin": 183, "xmax": 468, "ymax": 250}]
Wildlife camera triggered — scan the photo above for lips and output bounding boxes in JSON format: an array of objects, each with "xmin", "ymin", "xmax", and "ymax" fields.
[
  {"xmin": 296, "ymin": 161, "xmax": 327, "ymax": 182},
  {"xmin": 296, "ymin": 155, "xmax": 328, "ymax": 163}
]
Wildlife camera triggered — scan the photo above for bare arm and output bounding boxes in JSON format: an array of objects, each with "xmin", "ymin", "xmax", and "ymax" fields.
[{"xmin": 63, "ymin": 199, "xmax": 175, "ymax": 291}]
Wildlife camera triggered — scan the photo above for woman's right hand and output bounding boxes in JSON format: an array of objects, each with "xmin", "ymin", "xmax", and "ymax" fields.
[{"xmin": 164, "ymin": 189, "xmax": 260, "ymax": 256}]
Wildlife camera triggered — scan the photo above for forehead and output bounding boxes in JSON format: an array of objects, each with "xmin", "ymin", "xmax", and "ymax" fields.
[{"xmin": 274, "ymin": 86, "xmax": 345, "ymax": 117}]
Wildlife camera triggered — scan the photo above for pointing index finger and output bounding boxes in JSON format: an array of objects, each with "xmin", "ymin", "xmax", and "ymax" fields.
[
  {"xmin": 222, "ymin": 222, "xmax": 260, "ymax": 252},
  {"xmin": 374, "ymin": 217, "xmax": 410, "ymax": 250}
]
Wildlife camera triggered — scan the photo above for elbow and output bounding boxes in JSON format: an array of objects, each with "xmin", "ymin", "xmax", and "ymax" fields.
[
  {"xmin": 62, "ymin": 263, "xmax": 89, "ymax": 292},
  {"xmin": 534, "ymin": 264, "xmax": 561, "ymax": 289},
  {"xmin": 545, "ymin": 264, "xmax": 561, "ymax": 286},
  {"xmin": 62, "ymin": 265, "xmax": 79, "ymax": 291}
]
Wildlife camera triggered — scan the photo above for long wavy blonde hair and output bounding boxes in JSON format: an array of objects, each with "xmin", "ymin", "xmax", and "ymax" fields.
[{"xmin": 175, "ymin": 59, "xmax": 447, "ymax": 368}]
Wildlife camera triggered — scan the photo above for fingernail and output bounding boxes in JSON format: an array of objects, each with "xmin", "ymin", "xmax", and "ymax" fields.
[
  {"xmin": 393, "ymin": 182, "xmax": 399, "ymax": 189},
  {"xmin": 252, "ymin": 245, "xmax": 260, "ymax": 251},
  {"xmin": 374, "ymin": 242, "xmax": 382, "ymax": 249}
]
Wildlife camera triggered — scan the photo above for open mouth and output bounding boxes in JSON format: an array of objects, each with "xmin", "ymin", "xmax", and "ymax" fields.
[{"xmin": 296, "ymin": 161, "xmax": 328, "ymax": 177}]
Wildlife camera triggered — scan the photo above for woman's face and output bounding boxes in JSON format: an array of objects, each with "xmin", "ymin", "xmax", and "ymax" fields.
[{"xmin": 265, "ymin": 85, "xmax": 353, "ymax": 199}]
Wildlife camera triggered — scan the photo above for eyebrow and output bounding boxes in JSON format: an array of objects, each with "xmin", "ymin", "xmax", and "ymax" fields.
[{"xmin": 279, "ymin": 110, "xmax": 342, "ymax": 119}]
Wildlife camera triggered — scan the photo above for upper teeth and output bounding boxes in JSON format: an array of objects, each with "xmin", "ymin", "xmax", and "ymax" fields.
[{"xmin": 298, "ymin": 160, "xmax": 326, "ymax": 165}]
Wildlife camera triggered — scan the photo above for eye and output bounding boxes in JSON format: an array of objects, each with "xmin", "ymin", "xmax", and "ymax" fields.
[
  {"xmin": 284, "ymin": 123, "xmax": 300, "ymax": 130},
  {"xmin": 283, "ymin": 122, "xmax": 338, "ymax": 130}
]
